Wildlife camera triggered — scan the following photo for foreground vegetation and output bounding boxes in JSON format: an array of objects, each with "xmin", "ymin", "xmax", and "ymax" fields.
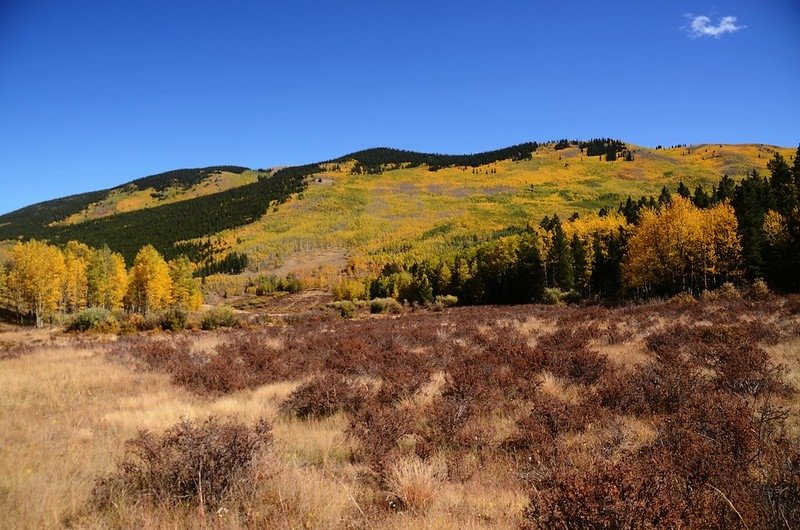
[{"xmin": 1, "ymin": 295, "xmax": 799, "ymax": 528}]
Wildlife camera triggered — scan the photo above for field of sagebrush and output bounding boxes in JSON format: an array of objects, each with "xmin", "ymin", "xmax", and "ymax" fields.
[{"xmin": 1, "ymin": 295, "xmax": 799, "ymax": 529}]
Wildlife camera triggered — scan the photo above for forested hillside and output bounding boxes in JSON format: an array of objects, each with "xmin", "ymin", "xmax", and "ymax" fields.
[{"xmin": 0, "ymin": 140, "xmax": 794, "ymax": 272}]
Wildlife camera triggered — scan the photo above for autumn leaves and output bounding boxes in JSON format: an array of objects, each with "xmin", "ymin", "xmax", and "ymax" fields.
[
  {"xmin": 0, "ymin": 241, "xmax": 202, "ymax": 327},
  {"xmin": 623, "ymin": 197, "xmax": 742, "ymax": 294}
]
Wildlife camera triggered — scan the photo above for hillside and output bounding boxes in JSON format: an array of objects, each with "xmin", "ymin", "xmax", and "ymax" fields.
[{"xmin": 0, "ymin": 141, "xmax": 794, "ymax": 270}]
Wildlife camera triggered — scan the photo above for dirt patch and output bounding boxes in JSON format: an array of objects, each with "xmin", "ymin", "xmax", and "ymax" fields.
[{"xmin": 271, "ymin": 248, "xmax": 348, "ymax": 277}]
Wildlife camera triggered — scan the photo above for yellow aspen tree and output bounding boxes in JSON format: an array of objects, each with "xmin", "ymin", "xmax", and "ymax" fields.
[
  {"xmin": 625, "ymin": 197, "xmax": 742, "ymax": 294},
  {"xmin": 8, "ymin": 240, "xmax": 66, "ymax": 327},
  {"xmin": 623, "ymin": 207, "xmax": 662, "ymax": 290},
  {"xmin": 0, "ymin": 264, "xmax": 6, "ymax": 304},
  {"xmin": 127, "ymin": 245, "xmax": 172, "ymax": 314},
  {"xmin": 168, "ymin": 255, "xmax": 203, "ymax": 310},
  {"xmin": 703, "ymin": 202, "xmax": 742, "ymax": 286},
  {"xmin": 62, "ymin": 240, "xmax": 93, "ymax": 313},
  {"xmin": 762, "ymin": 210, "xmax": 789, "ymax": 246},
  {"xmin": 87, "ymin": 246, "xmax": 128, "ymax": 310}
]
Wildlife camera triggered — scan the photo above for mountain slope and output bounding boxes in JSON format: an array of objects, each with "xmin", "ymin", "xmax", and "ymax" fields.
[{"xmin": 0, "ymin": 141, "xmax": 794, "ymax": 267}]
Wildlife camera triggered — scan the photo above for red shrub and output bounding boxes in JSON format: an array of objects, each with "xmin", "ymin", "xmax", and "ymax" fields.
[
  {"xmin": 94, "ymin": 417, "xmax": 271, "ymax": 507},
  {"xmin": 280, "ymin": 373, "xmax": 370, "ymax": 418}
]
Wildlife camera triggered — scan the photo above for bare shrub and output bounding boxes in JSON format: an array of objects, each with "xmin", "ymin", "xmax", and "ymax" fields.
[
  {"xmin": 280, "ymin": 373, "xmax": 370, "ymax": 419},
  {"xmin": 94, "ymin": 416, "xmax": 272, "ymax": 507}
]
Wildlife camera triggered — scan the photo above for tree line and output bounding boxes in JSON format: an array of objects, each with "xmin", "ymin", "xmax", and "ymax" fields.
[
  {"xmin": 365, "ymin": 146, "xmax": 800, "ymax": 304},
  {"xmin": 0, "ymin": 241, "xmax": 202, "ymax": 327}
]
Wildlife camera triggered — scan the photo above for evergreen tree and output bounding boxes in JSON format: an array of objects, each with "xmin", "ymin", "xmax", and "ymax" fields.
[
  {"xmin": 693, "ymin": 184, "xmax": 711, "ymax": 208},
  {"xmin": 549, "ymin": 217, "xmax": 574, "ymax": 291},
  {"xmin": 658, "ymin": 186, "xmax": 672, "ymax": 207},
  {"xmin": 715, "ymin": 174, "xmax": 736, "ymax": 203},
  {"xmin": 677, "ymin": 181, "xmax": 691, "ymax": 199},
  {"xmin": 511, "ymin": 231, "xmax": 545, "ymax": 303},
  {"xmin": 732, "ymin": 170, "xmax": 773, "ymax": 281},
  {"xmin": 767, "ymin": 153, "xmax": 796, "ymax": 216},
  {"xmin": 619, "ymin": 196, "xmax": 639, "ymax": 224},
  {"xmin": 571, "ymin": 234, "xmax": 589, "ymax": 295}
]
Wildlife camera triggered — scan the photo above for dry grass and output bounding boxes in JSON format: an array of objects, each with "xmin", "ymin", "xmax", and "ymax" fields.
[
  {"xmin": 537, "ymin": 370, "xmax": 582, "ymax": 403},
  {"xmin": 386, "ymin": 455, "xmax": 447, "ymax": 514}
]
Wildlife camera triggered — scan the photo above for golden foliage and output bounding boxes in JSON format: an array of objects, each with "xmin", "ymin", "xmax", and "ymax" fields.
[
  {"xmin": 168, "ymin": 255, "xmax": 203, "ymax": 310},
  {"xmin": 8, "ymin": 240, "xmax": 66, "ymax": 327},
  {"xmin": 762, "ymin": 210, "xmax": 789, "ymax": 246},
  {"xmin": 127, "ymin": 245, "xmax": 172, "ymax": 314},
  {"xmin": 624, "ymin": 197, "xmax": 742, "ymax": 292},
  {"xmin": 62, "ymin": 241, "xmax": 92, "ymax": 312},
  {"xmin": 87, "ymin": 246, "xmax": 128, "ymax": 310}
]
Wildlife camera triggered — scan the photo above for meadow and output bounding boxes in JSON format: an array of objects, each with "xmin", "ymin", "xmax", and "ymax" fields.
[{"xmin": 1, "ymin": 293, "xmax": 798, "ymax": 529}]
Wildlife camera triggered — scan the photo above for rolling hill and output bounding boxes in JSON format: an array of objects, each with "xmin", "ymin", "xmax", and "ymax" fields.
[{"xmin": 0, "ymin": 140, "xmax": 794, "ymax": 273}]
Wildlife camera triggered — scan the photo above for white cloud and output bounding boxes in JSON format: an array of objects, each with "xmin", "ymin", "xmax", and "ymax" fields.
[{"xmin": 684, "ymin": 14, "xmax": 746, "ymax": 38}]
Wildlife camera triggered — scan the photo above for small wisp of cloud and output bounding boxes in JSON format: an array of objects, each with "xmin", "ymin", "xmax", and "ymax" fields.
[{"xmin": 684, "ymin": 14, "xmax": 746, "ymax": 39}]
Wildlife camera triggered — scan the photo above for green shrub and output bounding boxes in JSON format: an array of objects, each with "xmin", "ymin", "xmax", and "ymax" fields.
[
  {"xmin": 370, "ymin": 297, "xmax": 402, "ymax": 314},
  {"xmin": 542, "ymin": 288, "xmax": 564, "ymax": 306},
  {"xmin": 159, "ymin": 308, "xmax": 188, "ymax": 331},
  {"xmin": 329, "ymin": 300, "xmax": 356, "ymax": 318},
  {"xmin": 430, "ymin": 294, "xmax": 458, "ymax": 311},
  {"xmin": 434, "ymin": 295, "xmax": 458, "ymax": 307},
  {"xmin": 67, "ymin": 307, "xmax": 118, "ymax": 333},
  {"xmin": 200, "ymin": 306, "xmax": 240, "ymax": 330}
]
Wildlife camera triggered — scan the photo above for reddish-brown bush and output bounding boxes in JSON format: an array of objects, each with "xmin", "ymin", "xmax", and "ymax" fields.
[
  {"xmin": 280, "ymin": 373, "xmax": 370, "ymax": 418},
  {"xmin": 598, "ymin": 361, "xmax": 709, "ymax": 415},
  {"xmin": 94, "ymin": 417, "xmax": 271, "ymax": 507}
]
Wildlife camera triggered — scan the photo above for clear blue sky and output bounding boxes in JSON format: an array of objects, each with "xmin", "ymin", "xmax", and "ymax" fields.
[{"xmin": 1, "ymin": 0, "xmax": 798, "ymax": 214}]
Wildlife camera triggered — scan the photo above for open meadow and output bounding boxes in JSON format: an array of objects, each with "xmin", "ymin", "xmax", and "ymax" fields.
[{"xmin": 2, "ymin": 295, "xmax": 799, "ymax": 529}]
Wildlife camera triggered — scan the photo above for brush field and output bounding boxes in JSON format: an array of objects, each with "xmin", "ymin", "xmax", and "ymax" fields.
[{"xmin": 1, "ymin": 295, "xmax": 799, "ymax": 529}]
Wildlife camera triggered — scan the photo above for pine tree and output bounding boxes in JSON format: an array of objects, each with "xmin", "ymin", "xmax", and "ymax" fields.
[
  {"xmin": 677, "ymin": 181, "xmax": 691, "ymax": 199},
  {"xmin": 693, "ymin": 184, "xmax": 711, "ymax": 209},
  {"xmin": 767, "ymin": 153, "xmax": 796, "ymax": 216},
  {"xmin": 658, "ymin": 186, "xmax": 672, "ymax": 207},
  {"xmin": 549, "ymin": 217, "xmax": 574, "ymax": 291},
  {"xmin": 732, "ymin": 171, "xmax": 773, "ymax": 281},
  {"xmin": 715, "ymin": 174, "xmax": 735, "ymax": 203},
  {"xmin": 512, "ymin": 231, "xmax": 545, "ymax": 303},
  {"xmin": 571, "ymin": 233, "xmax": 589, "ymax": 295}
]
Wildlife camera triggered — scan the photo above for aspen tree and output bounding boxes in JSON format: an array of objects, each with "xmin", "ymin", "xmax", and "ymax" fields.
[
  {"xmin": 87, "ymin": 246, "xmax": 128, "ymax": 310},
  {"xmin": 8, "ymin": 240, "xmax": 66, "ymax": 327},
  {"xmin": 127, "ymin": 245, "xmax": 172, "ymax": 314},
  {"xmin": 168, "ymin": 255, "xmax": 203, "ymax": 310},
  {"xmin": 62, "ymin": 240, "xmax": 92, "ymax": 312}
]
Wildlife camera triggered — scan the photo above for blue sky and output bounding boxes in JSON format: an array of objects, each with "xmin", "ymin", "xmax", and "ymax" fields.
[{"xmin": 1, "ymin": 0, "xmax": 798, "ymax": 214}]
